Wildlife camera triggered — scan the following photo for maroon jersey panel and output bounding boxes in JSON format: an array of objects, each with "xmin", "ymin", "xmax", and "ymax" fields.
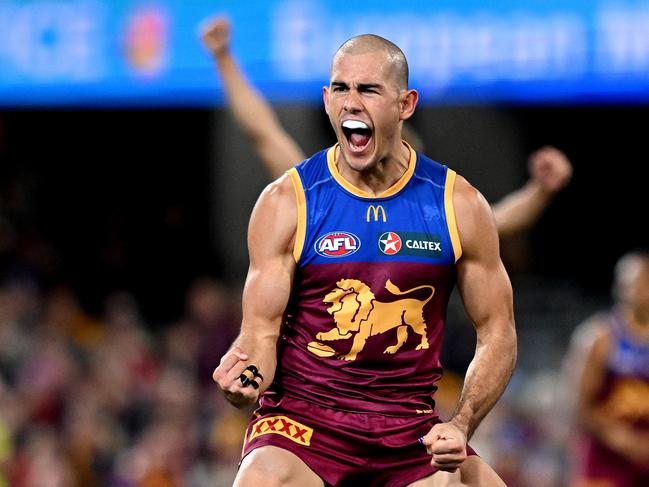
[{"xmin": 263, "ymin": 260, "xmax": 456, "ymax": 416}]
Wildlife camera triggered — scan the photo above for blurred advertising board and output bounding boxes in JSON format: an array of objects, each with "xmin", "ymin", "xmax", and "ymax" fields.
[{"xmin": 1, "ymin": 0, "xmax": 648, "ymax": 106}]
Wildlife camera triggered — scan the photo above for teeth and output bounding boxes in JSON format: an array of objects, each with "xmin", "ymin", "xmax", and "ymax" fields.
[{"xmin": 342, "ymin": 120, "xmax": 369, "ymax": 130}]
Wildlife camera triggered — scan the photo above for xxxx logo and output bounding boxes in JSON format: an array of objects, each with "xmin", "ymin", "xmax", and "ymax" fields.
[{"xmin": 248, "ymin": 415, "xmax": 314, "ymax": 446}]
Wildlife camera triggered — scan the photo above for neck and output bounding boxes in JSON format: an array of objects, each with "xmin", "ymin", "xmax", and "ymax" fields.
[
  {"xmin": 335, "ymin": 141, "xmax": 411, "ymax": 196},
  {"xmin": 633, "ymin": 308, "xmax": 649, "ymax": 328},
  {"xmin": 621, "ymin": 305, "xmax": 649, "ymax": 333}
]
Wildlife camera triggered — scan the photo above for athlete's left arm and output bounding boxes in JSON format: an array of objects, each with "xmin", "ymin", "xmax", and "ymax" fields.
[
  {"xmin": 422, "ymin": 176, "xmax": 516, "ymax": 472},
  {"xmin": 451, "ymin": 175, "xmax": 517, "ymax": 438}
]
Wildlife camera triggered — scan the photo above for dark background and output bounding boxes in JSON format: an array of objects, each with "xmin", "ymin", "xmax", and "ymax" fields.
[{"xmin": 1, "ymin": 105, "xmax": 647, "ymax": 324}]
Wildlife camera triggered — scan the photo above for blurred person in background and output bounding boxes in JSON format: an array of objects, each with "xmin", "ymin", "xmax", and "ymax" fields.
[
  {"xmin": 564, "ymin": 250, "xmax": 649, "ymax": 487},
  {"xmin": 185, "ymin": 277, "xmax": 240, "ymax": 385},
  {"xmin": 200, "ymin": 15, "xmax": 573, "ymax": 241},
  {"xmin": 211, "ymin": 33, "xmax": 516, "ymax": 486}
]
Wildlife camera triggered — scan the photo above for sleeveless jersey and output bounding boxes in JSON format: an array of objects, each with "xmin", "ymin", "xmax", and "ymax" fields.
[
  {"xmin": 597, "ymin": 310, "xmax": 649, "ymax": 429},
  {"xmin": 262, "ymin": 143, "xmax": 462, "ymax": 416}
]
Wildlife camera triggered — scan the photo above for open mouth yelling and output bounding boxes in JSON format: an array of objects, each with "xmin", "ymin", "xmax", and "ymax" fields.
[{"xmin": 341, "ymin": 120, "xmax": 373, "ymax": 153}]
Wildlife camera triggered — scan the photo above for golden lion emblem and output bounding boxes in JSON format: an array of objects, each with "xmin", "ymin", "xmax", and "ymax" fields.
[{"xmin": 311, "ymin": 278, "xmax": 435, "ymax": 361}]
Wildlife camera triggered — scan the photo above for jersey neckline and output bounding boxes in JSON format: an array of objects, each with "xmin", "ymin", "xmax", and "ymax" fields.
[{"xmin": 326, "ymin": 141, "xmax": 417, "ymax": 199}]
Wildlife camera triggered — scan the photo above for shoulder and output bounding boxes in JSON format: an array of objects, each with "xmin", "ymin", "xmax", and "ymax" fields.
[
  {"xmin": 569, "ymin": 313, "xmax": 612, "ymax": 364},
  {"xmin": 453, "ymin": 174, "xmax": 491, "ymax": 217},
  {"xmin": 295, "ymin": 148, "xmax": 329, "ymax": 172},
  {"xmin": 255, "ymin": 173, "xmax": 297, "ymax": 217},
  {"xmin": 572, "ymin": 313, "xmax": 610, "ymax": 342},
  {"xmin": 451, "ymin": 175, "xmax": 497, "ymax": 256},
  {"xmin": 247, "ymin": 173, "xmax": 298, "ymax": 258},
  {"xmin": 412, "ymin": 151, "xmax": 447, "ymax": 183}
]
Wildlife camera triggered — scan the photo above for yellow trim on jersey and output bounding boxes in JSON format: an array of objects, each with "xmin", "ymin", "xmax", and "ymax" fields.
[
  {"xmin": 288, "ymin": 168, "xmax": 307, "ymax": 263},
  {"xmin": 326, "ymin": 141, "xmax": 417, "ymax": 199},
  {"xmin": 444, "ymin": 169, "xmax": 463, "ymax": 262}
]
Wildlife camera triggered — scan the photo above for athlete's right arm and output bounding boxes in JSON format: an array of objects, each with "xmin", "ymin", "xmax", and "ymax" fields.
[
  {"xmin": 200, "ymin": 16, "xmax": 305, "ymax": 178},
  {"xmin": 212, "ymin": 174, "xmax": 297, "ymax": 408}
]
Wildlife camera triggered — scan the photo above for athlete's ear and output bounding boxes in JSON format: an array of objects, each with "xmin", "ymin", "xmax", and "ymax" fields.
[
  {"xmin": 399, "ymin": 89, "xmax": 418, "ymax": 121},
  {"xmin": 323, "ymin": 85, "xmax": 330, "ymax": 115}
]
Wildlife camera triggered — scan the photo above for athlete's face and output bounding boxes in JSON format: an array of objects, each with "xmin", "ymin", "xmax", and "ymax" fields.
[{"xmin": 323, "ymin": 50, "xmax": 417, "ymax": 172}]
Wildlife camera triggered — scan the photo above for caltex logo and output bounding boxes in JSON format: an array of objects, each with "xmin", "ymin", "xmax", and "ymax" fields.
[
  {"xmin": 315, "ymin": 232, "xmax": 361, "ymax": 258},
  {"xmin": 378, "ymin": 232, "xmax": 402, "ymax": 255}
]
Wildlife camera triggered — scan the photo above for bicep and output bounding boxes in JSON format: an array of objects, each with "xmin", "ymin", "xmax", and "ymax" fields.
[
  {"xmin": 240, "ymin": 177, "xmax": 297, "ymax": 336},
  {"xmin": 454, "ymin": 178, "xmax": 514, "ymax": 331}
]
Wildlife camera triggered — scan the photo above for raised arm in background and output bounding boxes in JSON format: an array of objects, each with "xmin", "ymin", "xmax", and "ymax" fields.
[
  {"xmin": 491, "ymin": 146, "xmax": 572, "ymax": 239},
  {"xmin": 200, "ymin": 16, "xmax": 306, "ymax": 175}
]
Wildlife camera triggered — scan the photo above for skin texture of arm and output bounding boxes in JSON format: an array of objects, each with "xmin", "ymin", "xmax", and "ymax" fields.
[
  {"xmin": 452, "ymin": 175, "xmax": 517, "ymax": 436},
  {"xmin": 200, "ymin": 16, "xmax": 305, "ymax": 178},
  {"xmin": 422, "ymin": 175, "xmax": 517, "ymax": 472},
  {"xmin": 492, "ymin": 146, "xmax": 572, "ymax": 239},
  {"xmin": 575, "ymin": 322, "xmax": 649, "ymax": 465},
  {"xmin": 212, "ymin": 174, "xmax": 297, "ymax": 408}
]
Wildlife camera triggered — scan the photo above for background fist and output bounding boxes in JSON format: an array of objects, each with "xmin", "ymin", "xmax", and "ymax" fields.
[
  {"xmin": 528, "ymin": 146, "xmax": 573, "ymax": 193},
  {"xmin": 200, "ymin": 16, "xmax": 231, "ymax": 58}
]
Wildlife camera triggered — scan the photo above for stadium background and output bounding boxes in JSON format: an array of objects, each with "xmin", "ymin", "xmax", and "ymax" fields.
[{"xmin": 1, "ymin": 1, "xmax": 648, "ymax": 486}]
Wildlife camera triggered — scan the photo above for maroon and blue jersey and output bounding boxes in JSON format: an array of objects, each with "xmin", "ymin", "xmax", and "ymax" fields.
[
  {"xmin": 572, "ymin": 310, "xmax": 649, "ymax": 485},
  {"xmin": 597, "ymin": 310, "xmax": 649, "ymax": 429},
  {"xmin": 262, "ymin": 143, "xmax": 462, "ymax": 416}
]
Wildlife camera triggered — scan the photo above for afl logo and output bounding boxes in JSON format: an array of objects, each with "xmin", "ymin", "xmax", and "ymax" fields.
[
  {"xmin": 378, "ymin": 232, "xmax": 402, "ymax": 255},
  {"xmin": 315, "ymin": 232, "xmax": 361, "ymax": 258}
]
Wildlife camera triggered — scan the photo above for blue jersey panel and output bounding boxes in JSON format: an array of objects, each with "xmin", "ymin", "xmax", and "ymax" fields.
[{"xmin": 294, "ymin": 147, "xmax": 456, "ymax": 267}]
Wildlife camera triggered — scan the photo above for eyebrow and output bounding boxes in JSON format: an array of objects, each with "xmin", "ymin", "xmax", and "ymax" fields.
[{"xmin": 330, "ymin": 81, "xmax": 383, "ymax": 90}]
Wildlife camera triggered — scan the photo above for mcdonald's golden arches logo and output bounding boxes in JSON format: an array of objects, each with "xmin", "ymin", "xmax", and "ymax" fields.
[{"xmin": 366, "ymin": 205, "xmax": 387, "ymax": 222}]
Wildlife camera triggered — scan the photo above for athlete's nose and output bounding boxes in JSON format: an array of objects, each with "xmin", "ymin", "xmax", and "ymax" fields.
[{"xmin": 343, "ymin": 89, "xmax": 363, "ymax": 113}]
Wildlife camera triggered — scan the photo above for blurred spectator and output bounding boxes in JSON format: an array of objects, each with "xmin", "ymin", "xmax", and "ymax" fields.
[
  {"xmin": 0, "ymin": 273, "xmax": 250, "ymax": 486},
  {"xmin": 170, "ymin": 277, "xmax": 240, "ymax": 385}
]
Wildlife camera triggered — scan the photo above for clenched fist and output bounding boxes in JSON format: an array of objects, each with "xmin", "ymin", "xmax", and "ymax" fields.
[
  {"xmin": 528, "ymin": 146, "xmax": 573, "ymax": 193},
  {"xmin": 213, "ymin": 346, "xmax": 260, "ymax": 408},
  {"xmin": 421, "ymin": 422, "xmax": 468, "ymax": 473},
  {"xmin": 200, "ymin": 15, "xmax": 231, "ymax": 59}
]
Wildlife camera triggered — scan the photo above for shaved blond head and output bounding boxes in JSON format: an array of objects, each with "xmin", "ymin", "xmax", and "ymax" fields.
[
  {"xmin": 331, "ymin": 34, "xmax": 409, "ymax": 90},
  {"xmin": 613, "ymin": 249, "xmax": 649, "ymax": 303}
]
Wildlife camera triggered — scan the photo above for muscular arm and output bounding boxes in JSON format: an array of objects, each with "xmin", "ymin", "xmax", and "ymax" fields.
[
  {"xmin": 451, "ymin": 176, "xmax": 517, "ymax": 439},
  {"xmin": 201, "ymin": 16, "xmax": 305, "ymax": 178},
  {"xmin": 575, "ymin": 324, "xmax": 611, "ymax": 436},
  {"xmin": 212, "ymin": 175, "xmax": 297, "ymax": 407},
  {"xmin": 492, "ymin": 146, "xmax": 572, "ymax": 239}
]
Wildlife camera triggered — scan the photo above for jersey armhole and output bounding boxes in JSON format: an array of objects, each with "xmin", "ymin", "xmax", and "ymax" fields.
[
  {"xmin": 287, "ymin": 168, "xmax": 307, "ymax": 263},
  {"xmin": 444, "ymin": 168, "xmax": 463, "ymax": 262}
]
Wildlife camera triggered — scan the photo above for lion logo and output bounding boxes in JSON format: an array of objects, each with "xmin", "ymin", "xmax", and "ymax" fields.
[{"xmin": 309, "ymin": 279, "xmax": 435, "ymax": 361}]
